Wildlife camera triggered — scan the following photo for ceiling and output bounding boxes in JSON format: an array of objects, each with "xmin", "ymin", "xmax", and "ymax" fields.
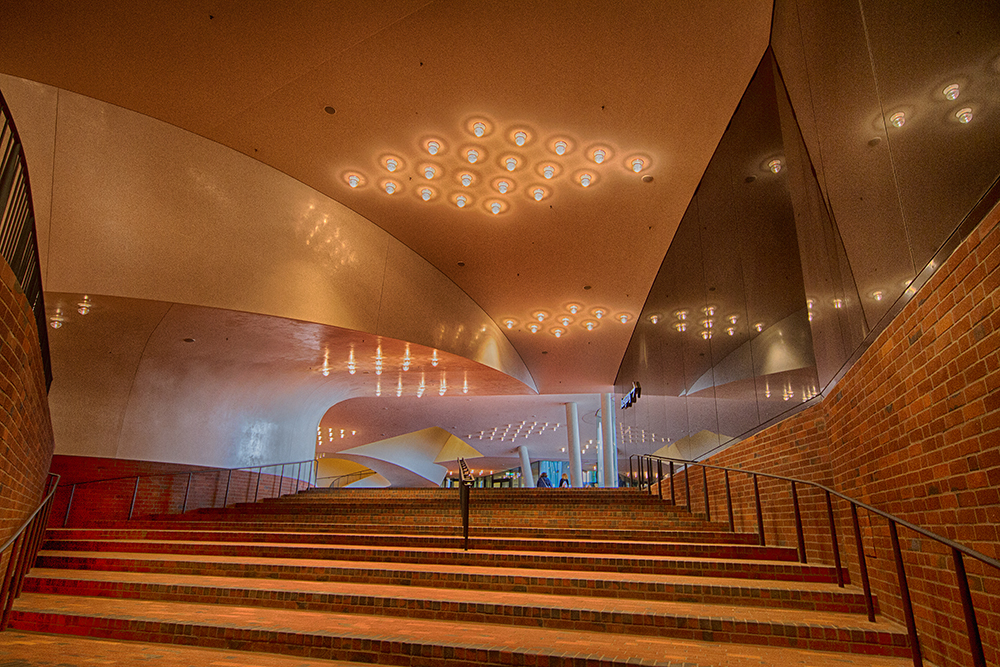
[{"xmin": 0, "ymin": 0, "xmax": 773, "ymax": 395}]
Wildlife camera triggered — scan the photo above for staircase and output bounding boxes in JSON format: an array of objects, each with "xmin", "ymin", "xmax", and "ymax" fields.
[{"xmin": 6, "ymin": 487, "xmax": 915, "ymax": 666}]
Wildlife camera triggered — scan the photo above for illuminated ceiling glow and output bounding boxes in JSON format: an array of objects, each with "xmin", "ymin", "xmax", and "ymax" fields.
[{"xmin": 345, "ymin": 116, "xmax": 650, "ymax": 215}]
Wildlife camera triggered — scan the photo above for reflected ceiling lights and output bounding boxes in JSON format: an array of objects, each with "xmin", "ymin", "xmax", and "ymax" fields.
[
  {"xmin": 889, "ymin": 112, "xmax": 906, "ymax": 128},
  {"xmin": 345, "ymin": 116, "xmax": 653, "ymax": 215},
  {"xmin": 956, "ymin": 107, "xmax": 974, "ymax": 124},
  {"xmin": 648, "ymin": 314, "xmax": 660, "ymax": 324},
  {"xmin": 767, "ymin": 159, "xmax": 782, "ymax": 174},
  {"xmin": 943, "ymin": 84, "xmax": 960, "ymax": 101}
]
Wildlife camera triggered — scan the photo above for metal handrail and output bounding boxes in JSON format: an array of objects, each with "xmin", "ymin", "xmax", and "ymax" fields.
[
  {"xmin": 0, "ymin": 473, "xmax": 59, "ymax": 630},
  {"xmin": 59, "ymin": 458, "xmax": 319, "ymax": 526},
  {"xmin": 317, "ymin": 470, "xmax": 377, "ymax": 488},
  {"xmin": 629, "ymin": 453, "xmax": 993, "ymax": 667}
]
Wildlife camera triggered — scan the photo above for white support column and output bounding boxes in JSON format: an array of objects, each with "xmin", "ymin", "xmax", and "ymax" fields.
[
  {"xmin": 595, "ymin": 415, "xmax": 604, "ymax": 488},
  {"xmin": 601, "ymin": 392, "xmax": 618, "ymax": 488},
  {"xmin": 565, "ymin": 402, "xmax": 583, "ymax": 488},
  {"xmin": 518, "ymin": 445, "xmax": 535, "ymax": 488}
]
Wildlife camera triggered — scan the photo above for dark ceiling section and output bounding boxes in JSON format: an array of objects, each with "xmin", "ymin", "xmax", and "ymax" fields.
[{"xmin": 615, "ymin": 0, "xmax": 1000, "ymax": 459}]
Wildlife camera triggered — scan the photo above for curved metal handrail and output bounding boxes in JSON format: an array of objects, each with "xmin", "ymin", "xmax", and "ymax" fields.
[
  {"xmin": 629, "ymin": 453, "xmax": 992, "ymax": 667},
  {"xmin": 0, "ymin": 473, "xmax": 59, "ymax": 630}
]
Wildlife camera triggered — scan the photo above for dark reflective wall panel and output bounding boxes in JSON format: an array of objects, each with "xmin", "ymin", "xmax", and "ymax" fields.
[{"xmin": 617, "ymin": 0, "xmax": 1000, "ymax": 459}]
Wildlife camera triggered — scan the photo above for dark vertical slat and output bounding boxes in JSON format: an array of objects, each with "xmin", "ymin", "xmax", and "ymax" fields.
[
  {"xmin": 702, "ymin": 466, "xmax": 711, "ymax": 522},
  {"xmin": 657, "ymin": 460, "xmax": 663, "ymax": 500},
  {"xmin": 669, "ymin": 461, "xmax": 675, "ymax": 505},
  {"xmin": 889, "ymin": 521, "xmax": 922, "ymax": 666},
  {"xmin": 128, "ymin": 477, "xmax": 140, "ymax": 520},
  {"xmin": 851, "ymin": 504, "xmax": 875, "ymax": 622},
  {"xmin": 724, "ymin": 470, "xmax": 734, "ymax": 533},
  {"xmin": 63, "ymin": 484, "xmax": 76, "ymax": 527},
  {"xmin": 753, "ymin": 474, "xmax": 765, "ymax": 546},
  {"xmin": 0, "ymin": 535, "xmax": 24, "ymax": 631},
  {"xmin": 952, "ymin": 547, "xmax": 986, "ymax": 667},
  {"xmin": 792, "ymin": 481, "xmax": 806, "ymax": 563},
  {"xmin": 825, "ymin": 490, "xmax": 844, "ymax": 587},
  {"xmin": 684, "ymin": 464, "xmax": 690, "ymax": 511}
]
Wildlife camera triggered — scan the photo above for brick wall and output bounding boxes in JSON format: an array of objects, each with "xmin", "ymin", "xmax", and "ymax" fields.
[
  {"xmin": 48, "ymin": 455, "xmax": 311, "ymax": 527},
  {"xmin": 0, "ymin": 259, "xmax": 55, "ymax": 551},
  {"xmin": 686, "ymin": 204, "xmax": 1000, "ymax": 666}
]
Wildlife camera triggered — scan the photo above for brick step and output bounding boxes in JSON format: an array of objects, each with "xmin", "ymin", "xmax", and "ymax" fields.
[
  {"xmin": 38, "ymin": 541, "xmax": 847, "ymax": 582},
  {"xmin": 25, "ymin": 562, "xmax": 879, "ymax": 613},
  {"xmin": 190, "ymin": 504, "xmax": 694, "ymax": 518},
  {"xmin": 44, "ymin": 529, "xmax": 782, "ymax": 559},
  {"xmin": 10, "ymin": 594, "xmax": 912, "ymax": 663},
  {"xmin": 21, "ymin": 570, "xmax": 890, "ymax": 642},
  {"xmin": 94, "ymin": 522, "xmax": 762, "ymax": 544}
]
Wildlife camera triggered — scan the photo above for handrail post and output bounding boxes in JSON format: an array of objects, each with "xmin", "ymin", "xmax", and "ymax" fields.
[
  {"xmin": 647, "ymin": 457, "xmax": 654, "ymax": 495},
  {"xmin": 296, "ymin": 462, "xmax": 302, "ymax": 491},
  {"xmin": 850, "ymin": 504, "xmax": 875, "ymax": 622},
  {"xmin": 460, "ymin": 480, "xmax": 471, "ymax": 550},
  {"xmin": 254, "ymin": 468, "xmax": 262, "ymax": 502},
  {"xmin": 280, "ymin": 463, "xmax": 286, "ymax": 496},
  {"xmin": 128, "ymin": 476, "xmax": 140, "ymax": 520},
  {"xmin": 669, "ymin": 461, "xmax": 675, "ymax": 505},
  {"xmin": 724, "ymin": 470, "xmax": 734, "ymax": 533},
  {"xmin": 702, "ymin": 466, "xmax": 711, "ymax": 522},
  {"xmin": 63, "ymin": 484, "xmax": 76, "ymax": 527},
  {"xmin": 791, "ymin": 481, "xmax": 806, "ymax": 563},
  {"xmin": 657, "ymin": 460, "xmax": 663, "ymax": 501},
  {"xmin": 182, "ymin": 472, "xmax": 192, "ymax": 513},
  {"xmin": 0, "ymin": 534, "xmax": 24, "ymax": 630},
  {"xmin": 889, "ymin": 520, "xmax": 923, "ymax": 667},
  {"xmin": 223, "ymin": 469, "xmax": 232, "ymax": 508},
  {"xmin": 825, "ymin": 490, "xmax": 843, "ymax": 587},
  {"xmin": 752, "ymin": 474, "xmax": 765, "ymax": 546},
  {"xmin": 684, "ymin": 464, "xmax": 690, "ymax": 511},
  {"xmin": 952, "ymin": 547, "xmax": 986, "ymax": 667},
  {"xmin": 628, "ymin": 456, "xmax": 634, "ymax": 486}
]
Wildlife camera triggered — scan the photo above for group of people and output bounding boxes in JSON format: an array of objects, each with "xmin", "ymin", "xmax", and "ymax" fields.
[{"xmin": 536, "ymin": 472, "xmax": 570, "ymax": 488}]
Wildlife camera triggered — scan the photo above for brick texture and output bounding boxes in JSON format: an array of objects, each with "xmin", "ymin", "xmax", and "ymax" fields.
[
  {"xmin": 0, "ymin": 257, "xmax": 55, "ymax": 549},
  {"xmin": 689, "ymin": 205, "xmax": 1000, "ymax": 666}
]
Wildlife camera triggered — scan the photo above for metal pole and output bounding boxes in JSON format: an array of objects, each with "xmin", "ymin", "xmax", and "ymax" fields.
[
  {"xmin": 628, "ymin": 457, "xmax": 634, "ymax": 486},
  {"xmin": 224, "ymin": 469, "xmax": 232, "ymax": 507},
  {"xmin": 182, "ymin": 472, "xmax": 193, "ymax": 513},
  {"xmin": 702, "ymin": 466, "xmax": 711, "ymax": 522},
  {"xmin": 657, "ymin": 460, "xmax": 663, "ymax": 501},
  {"xmin": 669, "ymin": 461, "xmax": 675, "ymax": 505},
  {"xmin": 128, "ymin": 477, "xmax": 140, "ymax": 520},
  {"xmin": 753, "ymin": 474, "xmax": 765, "ymax": 546},
  {"xmin": 684, "ymin": 464, "xmax": 690, "ymax": 511},
  {"xmin": 566, "ymin": 402, "xmax": 584, "ymax": 487},
  {"xmin": 63, "ymin": 484, "xmax": 76, "ymax": 528},
  {"xmin": 889, "ymin": 520, "xmax": 923, "ymax": 667},
  {"xmin": 826, "ymin": 490, "xmax": 843, "ymax": 587},
  {"xmin": 460, "ymin": 481, "xmax": 471, "ymax": 551},
  {"xmin": 792, "ymin": 481, "xmax": 806, "ymax": 563},
  {"xmin": 647, "ymin": 457, "xmax": 654, "ymax": 495},
  {"xmin": 254, "ymin": 468, "xmax": 262, "ymax": 502},
  {"xmin": 724, "ymin": 470, "xmax": 734, "ymax": 533},
  {"xmin": 0, "ymin": 535, "xmax": 24, "ymax": 630},
  {"xmin": 952, "ymin": 548, "xmax": 987, "ymax": 667},
  {"xmin": 851, "ymin": 504, "xmax": 875, "ymax": 622},
  {"xmin": 296, "ymin": 462, "xmax": 302, "ymax": 491}
]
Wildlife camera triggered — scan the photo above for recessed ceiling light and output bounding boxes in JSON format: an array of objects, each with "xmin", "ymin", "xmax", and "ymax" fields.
[
  {"xmin": 631, "ymin": 158, "xmax": 645, "ymax": 173},
  {"xmin": 554, "ymin": 141, "xmax": 567, "ymax": 155},
  {"xmin": 527, "ymin": 323, "xmax": 541, "ymax": 333},
  {"xmin": 473, "ymin": 122, "xmax": 486, "ymax": 137},
  {"xmin": 386, "ymin": 158, "xmax": 398, "ymax": 172},
  {"xmin": 532, "ymin": 311, "xmax": 548, "ymax": 322},
  {"xmin": 514, "ymin": 131, "xmax": 527, "ymax": 146},
  {"xmin": 593, "ymin": 149, "xmax": 606, "ymax": 164},
  {"xmin": 551, "ymin": 327, "xmax": 566, "ymax": 338},
  {"xmin": 461, "ymin": 174, "xmax": 473, "ymax": 186},
  {"xmin": 491, "ymin": 202, "xmax": 501, "ymax": 214},
  {"xmin": 767, "ymin": 159, "xmax": 782, "ymax": 174},
  {"xmin": 505, "ymin": 158, "xmax": 518, "ymax": 171},
  {"xmin": 468, "ymin": 150, "xmax": 479, "ymax": 163},
  {"xmin": 456, "ymin": 195, "xmax": 468, "ymax": 208},
  {"xmin": 543, "ymin": 165, "xmax": 555, "ymax": 179},
  {"xmin": 648, "ymin": 314, "xmax": 660, "ymax": 324},
  {"xmin": 583, "ymin": 320, "xmax": 597, "ymax": 331},
  {"xmin": 872, "ymin": 290, "xmax": 884, "ymax": 301},
  {"xmin": 956, "ymin": 107, "xmax": 974, "ymax": 124},
  {"xmin": 943, "ymin": 84, "xmax": 960, "ymax": 100},
  {"xmin": 617, "ymin": 313, "xmax": 630, "ymax": 324},
  {"xmin": 427, "ymin": 141, "xmax": 440, "ymax": 155},
  {"xmin": 889, "ymin": 112, "xmax": 906, "ymax": 128},
  {"xmin": 593, "ymin": 308, "xmax": 606, "ymax": 319},
  {"xmin": 497, "ymin": 180, "xmax": 510, "ymax": 194},
  {"xmin": 424, "ymin": 166, "xmax": 436, "ymax": 179},
  {"xmin": 533, "ymin": 188, "xmax": 544, "ymax": 201},
  {"xmin": 557, "ymin": 316, "xmax": 572, "ymax": 326},
  {"xmin": 502, "ymin": 318, "xmax": 516, "ymax": 329},
  {"xmin": 580, "ymin": 174, "xmax": 592, "ymax": 187},
  {"xmin": 567, "ymin": 303, "xmax": 581, "ymax": 314},
  {"xmin": 385, "ymin": 182, "xmax": 396, "ymax": 194},
  {"xmin": 674, "ymin": 322, "xmax": 687, "ymax": 332},
  {"xmin": 421, "ymin": 188, "xmax": 432, "ymax": 201},
  {"xmin": 348, "ymin": 175, "xmax": 360, "ymax": 188}
]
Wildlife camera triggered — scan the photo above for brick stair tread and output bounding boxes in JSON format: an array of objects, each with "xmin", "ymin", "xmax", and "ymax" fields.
[
  {"xmin": 11, "ymin": 594, "xmax": 913, "ymax": 664},
  {"xmin": 44, "ymin": 529, "xmax": 783, "ymax": 558},
  {"xmin": 38, "ymin": 550, "xmax": 851, "ymax": 596},
  {"xmin": 0, "ymin": 630, "xmax": 390, "ymax": 667},
  {"xmin": 39, "ymin": 539, "xmax": 831, "ymax": 579},
  {"xmin": 25, "ymin": 568, "xmax": 882, "ymax": 622}
]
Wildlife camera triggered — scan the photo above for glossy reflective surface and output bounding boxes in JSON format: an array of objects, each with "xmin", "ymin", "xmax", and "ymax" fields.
[{"xmin": 617, "ymin": 0, "xmax": 1000, "ymax": 458}]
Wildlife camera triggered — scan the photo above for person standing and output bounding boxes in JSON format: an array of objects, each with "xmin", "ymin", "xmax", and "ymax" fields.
[
  {"xmin": 537, "ymin": 472, "xmax": 552, "ymax": 488},
  {"xmin": 558, "ymin": 473, "xmax": 570, "ymax": 488}
]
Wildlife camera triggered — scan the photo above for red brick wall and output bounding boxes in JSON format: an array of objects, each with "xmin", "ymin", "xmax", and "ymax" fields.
[
  {"xmin": 689, "ymin": 204, "xmax": 1000, "ymax": 666},
  {"xmin": 0, "ymin": 259, "xmax": 55, "ymax": 548},
  {"xmin": 47, "ymin": 455, "xmax": 311, "ymax": 527}
]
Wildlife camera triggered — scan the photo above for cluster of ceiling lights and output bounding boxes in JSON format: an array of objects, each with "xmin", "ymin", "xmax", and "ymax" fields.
[
  {"xmin": 502, "ymin": 304, "xmax": 632, "ymax": 337},
  {"xmin": 48, "ymin": 296, "xmax": 94, "ymax": 329},
  {"xmin": 470, "ymin": 421, "xmax": 562, "ymax": 442},
  {"xmin": 619, "ymin": 425, "xmax": 670, "ymax": 445},
  {"xmin": 316, "ymin": 426, "xmax": 357, "ymax": 447},
  {"xmin": 646, "ymin": 305, "xmax": 749, "ymax": 340},
  {"xmin": 887, "ymin": 82, "xmax": 977, "ymax": 129},
  {"xmin": 342, "ymin": 117, "xmax": 650, "ymax": 215},
  {"xmin": 763, "ymin": 379, "xmax": 819, "ymax": 403},
  {"xmin": 316, "ymin": 344, "xmax": 469, "ymax": 397}
]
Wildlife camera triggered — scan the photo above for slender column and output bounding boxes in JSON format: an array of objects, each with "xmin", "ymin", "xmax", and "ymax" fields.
[
  {"xmin": 517, "ymin": 445, "xmax": 535, "ymax": 488},
  {"xmin": 565, "ymin": 402, "xmax": 584, "ymax": 487},
  {"xmin": 595, "ymin": 427, "xmax": 605, "ymax": 487},
  {"xmin": 601, "ymin": 393, "xmax": 617, "ymax": 488}
]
